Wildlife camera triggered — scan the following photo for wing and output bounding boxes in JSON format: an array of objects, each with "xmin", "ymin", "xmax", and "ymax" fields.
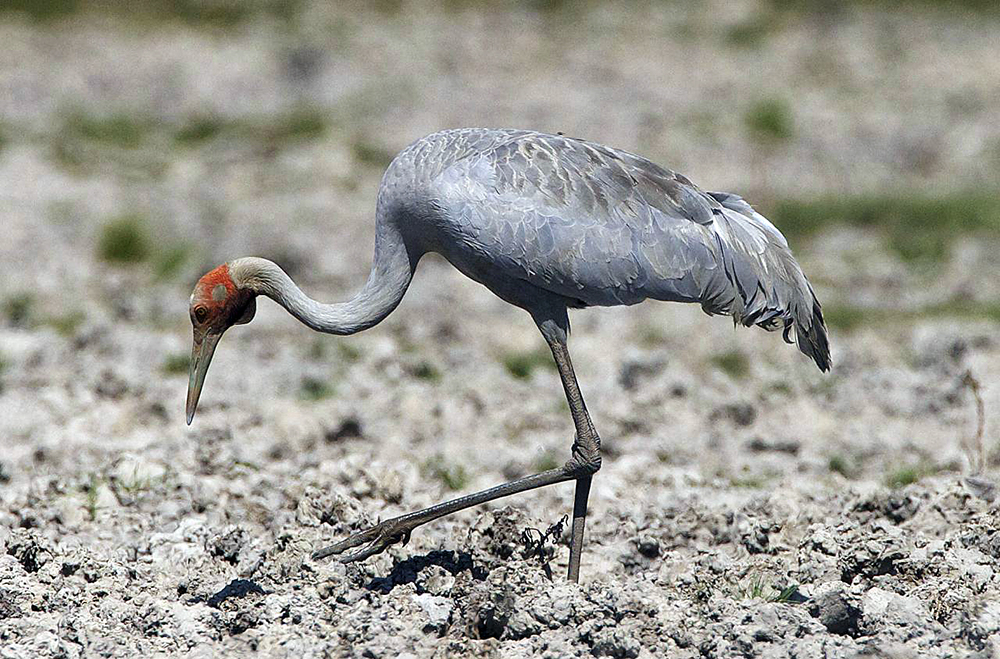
[{"xmin": 432, "ymin": 131, "xmax": 830, "ymax": 371}]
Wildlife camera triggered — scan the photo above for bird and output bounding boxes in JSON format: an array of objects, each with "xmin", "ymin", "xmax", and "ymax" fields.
[{"xmin": 185, "ymin": 127, "xmax": 830, "ymax": 583}]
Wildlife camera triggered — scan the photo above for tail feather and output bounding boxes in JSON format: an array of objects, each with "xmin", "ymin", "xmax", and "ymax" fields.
[
  {"xmin": 791, "ymin": 295, "xmax": 830, "ymax": 372},
  {"xmin": 706, "ymin": 191, "xmax": 831, "ymax": 373}
]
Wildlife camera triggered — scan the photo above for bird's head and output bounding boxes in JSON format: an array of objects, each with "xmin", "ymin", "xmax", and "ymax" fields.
[{"xmin": 186, "ymin": 263, "xmax": 257, "ymax": 425}]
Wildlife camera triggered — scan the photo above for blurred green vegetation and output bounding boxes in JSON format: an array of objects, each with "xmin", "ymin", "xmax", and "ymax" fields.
[
  {"xmin": 501, "ymin": 347, "xmax": 556, "ymax": 380},
  {"xmin": 162, "ymin": 353, "xmax": 190, "ymax": 375},
  {"xmin": 823, "ymin": 299, "xmax": 1000, "ymax": 333},
  {"xmin": 725, "ymin": 16, "xmax": 773, "ymax": 48},
  {"xmin": 352, "ymin": 141, "xmax": 397, "ymax": 169},
  {"xmin": 98, "ymin": 214, "xmax": 151, "ymax": 264},
  {"xmin": 4, "ymin": 293, "xmax": 34, "ymax": 327},
  {"xmin": 337, "ymin": 342, "xmax": 362, "ymax": 363},
  {"xmin": 532, "ymin": 450, "xmax": 561, "ymax": 472},
  {"xmin": 299, "ymin": 375, "xmax": 335, "ymax": 400},
  {"xmin": 46, "ymin": 310, "xmax": 85, "ymax": 336},
  {"xmin": 172, "ymin": 108, "xmax": 328, "ymax": 148},
  {"xmin": 770, "ymin": 193, "xmax": 1000, "ymax": 264},
  {"xmin": 827, "ymin": 454, "xmax": 854, "ymax": 478},
  {"xmin": 0, "ymin": 0, "xmax": 302, "ymax": 26},
  {"xmin": 422, "ymin": 453, "xmax": 469, "ymax": 491},
  {"xmin": 153, "ymin": 244, "xmax": 192, "ymax": 280},
  {"xmin": 64, "ymin": 111, "xmax": 150, "ymax": 150},
  {"xmin": 745, "ymin": 99, "xmax": 794, "ymax": 144},
  {"xmin": 711, "ymin": 349, "xmax": 749, "ymax": 379},
  {"xmin": 173, "ymin": 116, "xmax": 224, "ymax": 147},
  {"xmin": 83, "ymin": 472, "xmax": 101, "ymax": 521},
  {"xmin": 410, "ymin": 360, "xmax": 442, "ymax": 382},
  {"xmin": 767, "ymin": 0, "xmax": 1000, "ymax": 13},
  {"xmin": 52, "ymin": 106, "xmax": 328, "ymax": 176},
  {"xmin": 3, "ymin": 0, "xmax": 996, "ymax": 27},
  {"xmin": 885, "ymin": 462, "xmax": 938, "ymax": 488}
]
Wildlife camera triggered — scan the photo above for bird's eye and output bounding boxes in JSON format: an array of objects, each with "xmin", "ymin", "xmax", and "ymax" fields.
[{"xmin": 194, "ymin": 306, "xmax": 208, "ymax": 323}]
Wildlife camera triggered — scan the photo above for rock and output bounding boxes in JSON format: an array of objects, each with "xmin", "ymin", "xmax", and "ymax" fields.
[
  {"xmin": 860, "ymin": 587, "xmax": 936, "ymax": 633},
  {"xmin": 710, "ymin": 403, "xmax": 757, "ymax": 427},
  {"xmin": 618, "ymin": 356, "xmax": 665, "ymax": 391},
  {"xmin": 412, "ymin": 593, "xmax": 452, "ymax": 633},
  {"xmin": 590, "ymin": 626, "xmax": 641, "ymax": 658},
  {"xmin": 324, "ymin": 417, "xmax": 364, "ymax": 443},
  {"xmin": 808, "ymin": 583, "xmax": 860, "ymax": 636},
  {"xmin": 208, "ymin": 526, "xmax": 247, "ymax": 565},
  {"xmin": 636, "ymin": 535, "xmax": 660, "ymax": 559},
  {"xmin": 4, "ymin": 529, "xmax": 51, "ymax": 574}
]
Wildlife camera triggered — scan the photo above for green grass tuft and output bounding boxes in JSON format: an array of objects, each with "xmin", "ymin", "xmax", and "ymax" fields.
[
  {"xmin": 98, "ymin": 214, "xmax": 150, "ymax": 264},
  {"xmin": 501, "ymin": 347, "xmax": 555, "ymax": 380},
  {"xmin": 0, "ymin": 0, "xmax": 79, "ymax": 21},
  {"xmin": 411, "ymin": 361, "xmax": 441, "ymax": 382},
  {"xmin": 174, "ymin": 116, "xmax": 224, "ymax": 146},
  {"xmin": 739, "ymin": 573, "xmax": 801, "ymax": 603},
  {"xmin": 423, "ymin": 454, "xmax": 469, "ymax": 491},
  {"xmin": 162, "ymin": 353, "xmax": 190, "ymax": 375},
  {"xmin": 337, "ymin": 342, "xmax": 362, "ymax": 363},
  {"xmin": 65, "ymin": 111, "xmax": 149, "ymax": 149},
  {"xmin": 886, "ymin": 463, "xmax": 936, "ymax": 489},
  {"xmin": 162, "ymin": 0, "xmax": 250, "ymax": 27},
  {"xmin": 267, "ymin": 108, "xmax": 327, "ymax": 143},
  {"xmin": 352, "ymin": 141, "xmax": 396, "ymax": 169},
  {"xmin": 0, "ymin": 0, "xmax": 304, "ymax": 26},
  {"xmin": 5, "ymin": 293, "xmax": 34, "ymax": 327},
  {"xmin": 821, "ymin": 305, "xmax": 867, "ymax": 332},
  {"xmin": 532, "ymin": 451, "xmax": 561, "ymax": 472},
  {"xmin": 820, "ymin": 299, "xmax": 1000, "ymax": 333},
  {"xmin": 46, "ymin": 311, "xmax": 85, "ymax": 336},
  {"xmin": 745, "ymin": 98, "xmax": 794, "ymax": 143},
  {"xmin": 299, "ymin": 376, "xmax": 335, "ymax": 401},
  {"xmin": 153, "ymin": 244, "xmax": 191, "ymax": 280},
  {"xmin": 729, "ymin": 473, "xmax": 769, "ymax": 489},
  {"xmin": 828, "ymin": 455, "xmax": 853, "ymax": 478},
  {"xmin": 83, "ymin": 473, "xmax": 101, "ymax": 521},
  {"xmin": 725, "ymin": 17, "xmax": 772, "ymax": 48},
  {"xmin": 711, "ymin": 350, "xmax": 749, "ymax": 379}
]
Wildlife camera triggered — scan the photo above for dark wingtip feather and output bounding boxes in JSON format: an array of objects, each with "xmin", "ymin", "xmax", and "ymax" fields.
[{"xmin": 797, "ymin": 300, "xmax": 831, "ymax": 372}]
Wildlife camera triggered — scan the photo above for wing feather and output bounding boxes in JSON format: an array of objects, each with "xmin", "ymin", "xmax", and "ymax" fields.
[{"xmin": 426, "ymin": 130, "xmax": 830, "ymax": 371}]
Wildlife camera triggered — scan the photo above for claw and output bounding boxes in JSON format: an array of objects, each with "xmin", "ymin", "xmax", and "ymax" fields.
[{"xmin": 311, "ymin": 518, "xmax": 411, "ymax": 563}]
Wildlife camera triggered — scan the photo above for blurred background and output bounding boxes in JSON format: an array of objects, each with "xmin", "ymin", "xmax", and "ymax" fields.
[{"xmin": 1, "ymin": 0, "xmax": 999, "ymax": 512}]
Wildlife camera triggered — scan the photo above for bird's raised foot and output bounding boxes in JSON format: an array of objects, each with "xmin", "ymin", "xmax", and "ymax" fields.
[{"xmin": 311, "ymin": 518, "xmax": 412, "ymax": 563}]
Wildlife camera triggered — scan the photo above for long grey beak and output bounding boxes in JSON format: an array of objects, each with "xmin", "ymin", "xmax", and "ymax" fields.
[{"xmin": 186, "ymin": 330, "xmax": 223, "ymax": 425}]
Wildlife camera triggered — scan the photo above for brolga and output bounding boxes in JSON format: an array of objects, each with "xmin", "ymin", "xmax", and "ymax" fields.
[{"xmin": 185, "ymin": 128, "xmax": 830, "ymax": 583}]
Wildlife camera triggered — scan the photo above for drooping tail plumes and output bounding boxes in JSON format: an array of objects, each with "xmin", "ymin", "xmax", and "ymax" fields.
[
  {"xmin": 704, "ymin": 191, "xmax": 831, "ymax": 372},
  {"xmin": 784, "ymin": 290, "xmax": 830, "ymax": 372}
]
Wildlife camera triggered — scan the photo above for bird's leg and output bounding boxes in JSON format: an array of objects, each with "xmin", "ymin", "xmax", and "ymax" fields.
[
  {"xmin": 312, "ymin": 466, "xmax": 577, "ymax": 563},
  {"xmin": 313, "ymin": 331, "xmax": 600, "ymax": 582},
  {"xmin": 545, "ymin": 337, "xmax": 602, "ymax": 583}
]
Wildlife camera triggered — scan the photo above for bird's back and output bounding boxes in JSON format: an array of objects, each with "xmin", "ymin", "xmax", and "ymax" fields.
[{"xmin": 380, "ymin": 128, "xmax": 830, "ymax": 371}]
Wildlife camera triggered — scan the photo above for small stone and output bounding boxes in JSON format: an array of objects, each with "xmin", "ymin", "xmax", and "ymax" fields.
[
  {"xmin": 636, "ymin": 536, "xmax": 660, "ymax": 559},
  {"xmin": 808, "ymin": 583, "xmax": 860, "ymax": 636},
  {"xmin": 710, "ymin": 403, "xmax": 757, "ymax": 427},
  {"xmin": 412, "ymin": 593, "xmax": 452, "ymax": 633}
]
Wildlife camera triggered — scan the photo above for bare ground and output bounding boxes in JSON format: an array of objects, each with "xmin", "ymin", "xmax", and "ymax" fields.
[{"xmin": 1, "ymin": 2, "xmax": 1000, "ymax": 657}]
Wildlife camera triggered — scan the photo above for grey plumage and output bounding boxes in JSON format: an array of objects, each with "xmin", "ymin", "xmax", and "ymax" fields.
[
  {"xmin": 378, "ymin": 128, "xmax": 830, "ymax": 371},
  {"xmin": 189, "ymin": 127, "xmax": 831, "ymax": 578}
]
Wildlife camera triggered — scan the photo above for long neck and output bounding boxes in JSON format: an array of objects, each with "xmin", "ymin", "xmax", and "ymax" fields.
[{"xmin": 231, "ymin": 226, "xmax": 417, "ymax": 336}]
